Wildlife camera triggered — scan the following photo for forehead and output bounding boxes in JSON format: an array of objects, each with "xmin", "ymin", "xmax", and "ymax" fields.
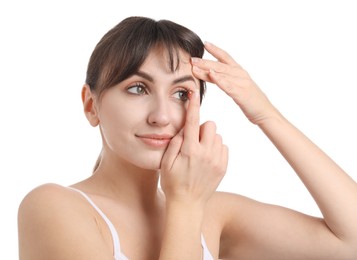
[
  {"xmin": 141, "ymin": 46, "xmax": 192, "ymax": 74},
  {"xmin": 136, "ymin": 46, "xmax": 199, "ymax": 89}
]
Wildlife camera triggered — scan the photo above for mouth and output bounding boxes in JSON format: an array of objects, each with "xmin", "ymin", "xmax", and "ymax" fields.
[{"xmin": 136, "ymin": 134, "xmax": 173, "ymax": 148}]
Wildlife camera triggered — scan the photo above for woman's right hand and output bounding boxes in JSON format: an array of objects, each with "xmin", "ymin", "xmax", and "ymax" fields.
[{"xmin": 160, "ymin": 88, "xmax": 228, "ymax": 208}]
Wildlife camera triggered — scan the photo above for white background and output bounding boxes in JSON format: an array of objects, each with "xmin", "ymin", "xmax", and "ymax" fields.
[{"xmin": 1, "ymin": 1, "xmax": 356, "ymax": 259}]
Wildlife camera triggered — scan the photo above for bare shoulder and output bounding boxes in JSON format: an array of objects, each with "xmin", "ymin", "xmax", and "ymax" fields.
[
  {"xmin": 18, "ymin": 183, "xmax": 83, "ymax": 221},
  {"xmin": 201, "ymin": 191, "xmax": 262, "ymax": 256},
  {"xmin": 20, "ymin": 182, "xmax": 74, "ymax": 201},
  {"xmin": 204, "ymin": 192, "xmax": 260, "ymax": 231},
  {"xmin": 18, "ymin": 183, "xmax": 113, "ymax": 260},
  {"xmin": 18, "ymin": 183, "xmax": 89, "ymax": 246},
  {"xmin": 209, "ymin": 190, "xmax": 255, "ymax": 204},
  {"xmin": 207, "ymin": 191, "xmax": 261, "ymax": 218},
  {"xmin": 206, "ymin": 190, "xmax": 316, "ymax": 233},
  {"xmin": 19, "ymin": 183, "xmax": 74, "ymax": 217},
  {"xmin": 205, "ymin": 191, "xmax": 278, "ymax": 241}
]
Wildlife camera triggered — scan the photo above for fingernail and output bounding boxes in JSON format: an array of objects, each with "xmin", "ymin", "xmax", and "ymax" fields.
[
  {"xmin": 192, "ymin": 65, "xmax": 200, "ymax": 72},
  {"xmin": 191, "ymin": 57, "xmax": 199, "ymax": 64},
  {"xmin": 204, "ymin": 41, "xmax": 212, "ymax": 46},
  {"xmin": 188, "ymin": 90, "xmax": 194, "ymax": 99},
  {"xmin": 188, "ymin": 90, "xmax": 199, "ymax": 100}
]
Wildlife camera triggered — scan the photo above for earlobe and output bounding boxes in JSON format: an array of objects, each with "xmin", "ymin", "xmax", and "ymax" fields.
[{"xmin": 81, "ymin": 84, "xmax": 99, "ymax": 127}]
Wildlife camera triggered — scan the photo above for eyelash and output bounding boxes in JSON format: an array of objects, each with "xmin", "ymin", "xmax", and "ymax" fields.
[
  {"xmin": 126, "ymin": 83, "xmax": 190, "ymax": 102},
  {"xmin": 126, "ymin": 83, "xmax": 147, "ymax": 95},
  {"xmin": 173, "ymin": 88, "xmax": 189, "ymax": 102}
]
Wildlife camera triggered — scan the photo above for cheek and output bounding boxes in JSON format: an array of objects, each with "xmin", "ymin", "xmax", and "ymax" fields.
[
  {"xmin": 97, "ymin": 99, "xmax": 133, "ymax": 136},
  {"xmin": 171, "ymin": 102, "xmax": 188, "ymax": 129},
  {"xmin": 100, "ymin": 104, "xmax": 142, "ymax": 132}
]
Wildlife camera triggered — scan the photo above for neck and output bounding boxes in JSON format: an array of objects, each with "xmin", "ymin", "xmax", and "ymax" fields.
[{"xmin": 87, "ymin": 153, "xmax": 163, "ymax": 210}]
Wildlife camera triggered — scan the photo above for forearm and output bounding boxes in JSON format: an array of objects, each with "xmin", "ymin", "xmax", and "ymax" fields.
[
  {"xmin": 159, "ymin": 201, "xmax": 204, "ymax": 260},
  {"xmin": 258, "ymin": 112, "xmax": 357, "ymax": 241}
]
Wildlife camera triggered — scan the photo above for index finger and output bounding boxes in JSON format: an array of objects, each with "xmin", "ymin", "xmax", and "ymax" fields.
[
  {"xmin": 204, "ymin": 42, "xmax": 239, "ymax": 67},
  {"xmin": 182, "ymin": 89, "xmax": 200, "ymax": 146}
]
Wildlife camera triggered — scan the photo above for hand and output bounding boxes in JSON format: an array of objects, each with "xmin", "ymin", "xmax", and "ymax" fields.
[
  {"xmin": 160, "ymin": 89, "xmax": 228, "ymax": 207},
  {"xmin": 192, "ymin": 42, "xmax": 279, "ymax": 125}
]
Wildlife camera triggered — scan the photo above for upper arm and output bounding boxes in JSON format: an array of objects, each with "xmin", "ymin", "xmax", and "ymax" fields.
[
  {"xmin": 216, "ymin": 192, "xmax": 354, "ymax": 260},
  {"xmin": 18, "ymin": 184, "xmax": 113, "ymax": 260}
]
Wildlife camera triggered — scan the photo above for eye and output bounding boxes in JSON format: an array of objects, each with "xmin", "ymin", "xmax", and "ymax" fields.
[
  {"xmin": 126, "ymin": 83, "xmax": 147, "ymax": 95},
  {"xmin": 172, "ymin": 89, "xmax": 189, "ymax": 102}
]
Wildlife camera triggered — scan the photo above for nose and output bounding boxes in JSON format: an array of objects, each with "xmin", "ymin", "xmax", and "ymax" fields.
[{"xmin": 147, "ymin": 99, "xmax": 170, "ymax": 126}]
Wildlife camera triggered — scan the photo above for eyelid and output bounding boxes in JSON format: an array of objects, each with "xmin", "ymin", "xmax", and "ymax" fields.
[
  {"xmin": 126, "ymin": 82, "xmax": 148, "ymax": 94},
  {"xmin": 172, "ymin": 87, "xmax": 190, "ymax": 101},
  {"xmin": 173, "ymin": 86, "xmax": 190, "ymax": 95},
  {"xmin": 175, "ymin": 86, "xmax": 189, "ymax": 91},
  {"xmin": 127, "ymin": 82, "xmax": 145, "ymax": 88}
]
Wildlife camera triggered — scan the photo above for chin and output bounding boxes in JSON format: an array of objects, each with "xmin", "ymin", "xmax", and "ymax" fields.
[
  {"xmin": 124, "ymin": 149, "xmax": 166, "ymax": 171},
  {"xmin": 135, "ymin": 155, "xmax": 163, "ymax": 171}
]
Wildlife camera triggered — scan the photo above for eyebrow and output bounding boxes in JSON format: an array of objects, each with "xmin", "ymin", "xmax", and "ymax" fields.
[{"xmin": 135, "ymin": 70, "xmax": 196, "ymax": 85}]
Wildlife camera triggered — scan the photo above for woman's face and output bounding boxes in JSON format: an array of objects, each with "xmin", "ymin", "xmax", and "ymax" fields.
[{"xmin": 96, "ymin": 48, "xmax": 200, "ymax": 170}]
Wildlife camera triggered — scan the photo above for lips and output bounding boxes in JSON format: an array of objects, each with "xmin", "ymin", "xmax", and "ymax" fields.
[{"xmin": 136, "ymin": 134, "xmax": 173, "ymax": 148}]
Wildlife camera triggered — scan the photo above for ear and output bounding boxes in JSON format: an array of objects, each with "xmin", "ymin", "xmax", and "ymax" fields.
[{"xmin": 81, "ymin": 84, "xmax": 99, "ymax": 127}]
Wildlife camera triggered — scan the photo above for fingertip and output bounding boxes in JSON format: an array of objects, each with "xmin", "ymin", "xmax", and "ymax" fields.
[
  {"xmin": 188, "ymin": 89, "xmax": 199, "ymax": 100},
  {"xmin": 188, "ymin": 89, "xmax": 194, "ymax": 100},
  {"xmin": 204, "ymin": 41, "xmax": 213, "ymax": 47},
  {"xmin": 191, "ymin": 57, "xmax": 200, "ymax": 64}
]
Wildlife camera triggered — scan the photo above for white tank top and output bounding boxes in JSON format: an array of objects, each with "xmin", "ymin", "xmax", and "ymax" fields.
[{"xmin": 69, "ymin": 187, "xmax": 214, "ymax": 260}]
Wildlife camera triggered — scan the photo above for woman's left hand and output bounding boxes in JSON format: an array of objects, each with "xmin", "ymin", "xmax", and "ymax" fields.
[{"xmin": 191, "ymin": 42, "xmax": 280, "ymax": 125}]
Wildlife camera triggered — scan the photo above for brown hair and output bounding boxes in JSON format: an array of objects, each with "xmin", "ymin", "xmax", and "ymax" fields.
[
  {"xmin": 85, "ymin": 16, "xmax": 206, "ymax": 172},
  {"xmin": 86, "ymin": 16, "xmax": 206, "ymax": 100}
]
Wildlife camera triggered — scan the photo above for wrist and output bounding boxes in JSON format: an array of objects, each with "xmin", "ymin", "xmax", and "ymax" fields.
[
  {"xmin": 254, "ymin": 108, "xmax": 285, "ymax": 128},
  {"xmin": 166, "ymin": 198, "xmax": 206, "ymax": 216},
  {"xmin": 165, "ymin": 198, "xmax": 205, "ymax": 229},
  {"xmin": 160, "ymin": 200, "xmax": 204, "ymax": 260}
]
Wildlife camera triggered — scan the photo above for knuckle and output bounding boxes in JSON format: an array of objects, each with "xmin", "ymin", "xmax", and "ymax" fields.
[
  {"xmin": 181, "ymin": 143, "xmax": 198, "ymax": 157},
  {"xmin": 213, "ymin": 162, "xmax": 226, "ymax": 178}
]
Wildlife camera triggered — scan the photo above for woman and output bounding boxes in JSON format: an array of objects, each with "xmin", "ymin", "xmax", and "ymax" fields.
[{"xmin": 18, "ymin": 16, "xmax": 357, "ymax": 259}]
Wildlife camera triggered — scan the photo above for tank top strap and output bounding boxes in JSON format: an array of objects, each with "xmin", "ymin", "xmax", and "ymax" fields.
[
  {"xmin": 68, "ymin": 187, "xmax": 128, "ymax": 260},
  {"xmin": 201, "ymin": 234, "xmax": 214, "ymax": 260},
  {"xmin": 69, "ymin": 187, "xmax": 213, "ymax": 259}
]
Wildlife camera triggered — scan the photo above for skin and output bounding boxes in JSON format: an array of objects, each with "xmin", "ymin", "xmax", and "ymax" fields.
[{"xmin": 18, "ymin": 43, "xmax": 357, "ymax": 260}]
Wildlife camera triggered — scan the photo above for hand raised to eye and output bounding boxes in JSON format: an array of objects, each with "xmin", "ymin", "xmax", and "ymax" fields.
[{"xmin": 160, "ymin": 89, "xmax": 228, "ymax": 207}]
